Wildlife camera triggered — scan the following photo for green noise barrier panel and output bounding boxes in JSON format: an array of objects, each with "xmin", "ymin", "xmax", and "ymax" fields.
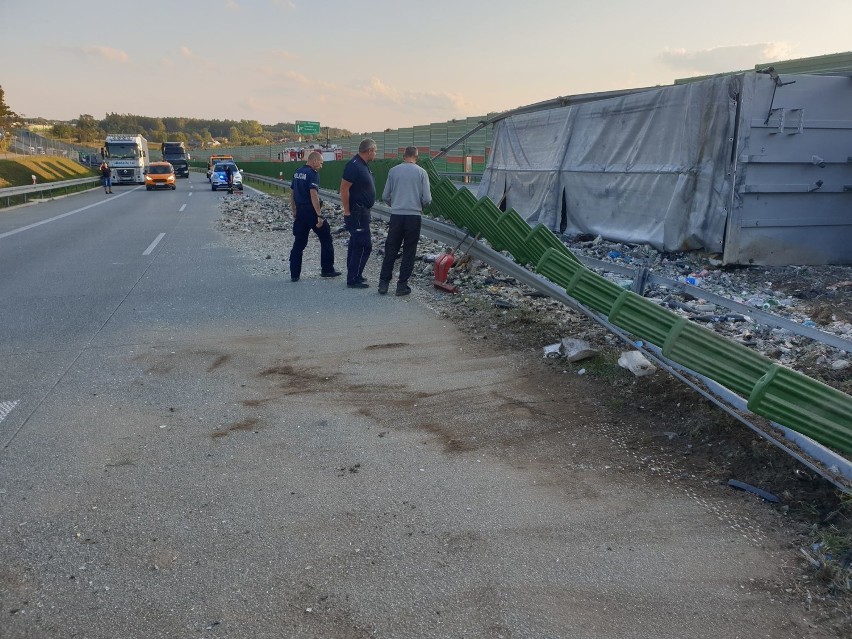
[
  {"xmin": 609, "ymin": 293, "xmax": 682, "ymax": 348},
  {"xmin": 448, "ymin": 188, "xmax": 480, "ymax": 233},
  {"xmin": 419, "ymin": 156, "xmax": 439, "ymax": 182},
  {"xmin": 535, "ymin": 248, "xmax": 585, "ymax": 289},
  {"xmin": 565, "ymin": 269, "xmax": 626, "ymax": 316},
  {"xmin": 748, "ymin": 365, "xmax": 852, "ymax": 454},
  {"xmin": 470, "ymin": 199, "xmax": 506, "ymax": 251},
  {"xmin": 663, "ymin": 319, "xmax": 775, "ymax": 398},
  {"xmin": 431, "ymin": 179, "xmax": 463, "ymax": 225},
  {"xmin": 525, "ymin": 224, "xmax": 581, "ymax": 266},
  {"xmin": 493, "ymin": 208, "xmax": 534, "ymax": 266},
  {"xmin": 416, "ymin": 169, "xmax": 852, "ymax": 456}
]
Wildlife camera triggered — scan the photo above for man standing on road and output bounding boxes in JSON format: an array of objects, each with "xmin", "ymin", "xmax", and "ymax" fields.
[
  {"xmin": 378, "ymin": 146, "xmax": 432, "ymax": 296},
  {"xmin": 340, "ymin": 138, "xmax": 377, "ymax": 289},
  {"xmin": 99, "ymin": 160, "xmax": 112, "ymax": 194},
  {"xmin": 225, "ymin": 163, "xmax": 235, "ymax": 195},
  {"xmin": 288, "ymin": 151, "xmax": 340, "ymax": 282}
]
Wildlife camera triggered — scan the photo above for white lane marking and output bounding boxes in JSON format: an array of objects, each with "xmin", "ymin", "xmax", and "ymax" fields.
[
  {"xmin": 0, "ymin": 400, "xmax": 19, "ymax": 424},
  {"xmin": 143, "ymin": 233, "xmax": 166, "ymax": 256},
  {"xmin": 0, "ymin": 189, "xmax": 137, "ymax": 240},
  {"xmin": 179, "ymin": 204, "xmax": 187, "ymax": 212},
  {"xmin": 188, "ymin": 192, "xmax": 193, "ymax": 197}
]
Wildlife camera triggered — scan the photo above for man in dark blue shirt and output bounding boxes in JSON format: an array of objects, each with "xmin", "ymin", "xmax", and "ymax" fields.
[
  {"xmin": 340, "ymin": 138, "xmax": 377, "ymax": 288},
  {"xmin": 288, "ymin": 151, "xmax": 340, "ymax": 282}
]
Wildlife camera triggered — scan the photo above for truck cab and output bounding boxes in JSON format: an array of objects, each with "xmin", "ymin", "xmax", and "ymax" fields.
[{"xmin": 161, "ymin": 141, "xmax": 190, "ymax": 178}]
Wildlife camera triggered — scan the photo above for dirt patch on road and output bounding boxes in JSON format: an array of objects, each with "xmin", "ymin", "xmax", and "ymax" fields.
[{"xmin": 216, "ymin": 193, "xmax": 852, "ymax": 634}]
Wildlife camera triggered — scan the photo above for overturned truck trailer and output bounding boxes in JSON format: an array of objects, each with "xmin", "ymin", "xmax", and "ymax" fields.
[{"xmin": 478, "ymin": 72, "xmax": 852, "ymax": 265}]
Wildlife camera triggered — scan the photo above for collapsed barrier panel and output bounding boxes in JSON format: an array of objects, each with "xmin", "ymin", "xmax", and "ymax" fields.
[{"xmin": 417, "ymin": 156, "xmax": 852, "ymax": 455}]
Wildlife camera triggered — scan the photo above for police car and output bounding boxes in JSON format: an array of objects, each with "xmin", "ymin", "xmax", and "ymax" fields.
[{"xmin": 210, "ymin": 162, "xmax": 243, "ymax": 191}]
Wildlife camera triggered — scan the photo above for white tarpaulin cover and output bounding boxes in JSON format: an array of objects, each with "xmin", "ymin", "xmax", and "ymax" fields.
[{"xmin": 478, "ymin": 75, "xmax": 740, "ymax": 253}]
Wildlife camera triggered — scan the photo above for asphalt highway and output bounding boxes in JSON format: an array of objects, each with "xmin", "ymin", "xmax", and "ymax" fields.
[{"xmin": 0, "ymin": 178, "xmax": 834, "ymax": 638}]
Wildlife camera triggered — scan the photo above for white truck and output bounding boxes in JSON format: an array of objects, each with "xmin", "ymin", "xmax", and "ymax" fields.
[{"xmin": 104, "ymin": 134, "xmax": 149, "ymax": 185}]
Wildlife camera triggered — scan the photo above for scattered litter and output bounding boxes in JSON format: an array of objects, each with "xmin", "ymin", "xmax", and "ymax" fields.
[
  {"xmin": 727, "ymin": 479, "xmax": 780, "ymax": 503},
  {"xmin": 561, "ymin": 338, "xmax": 598, "ymax": 362},
  {"xmin": 577, "ymin": 368, "xmax": 586, "ymax": 375},
  {"xmin": 617, "ymin": 351, "xmax": 657, "ymax": 377},
  {"xmin": 799, "ymin": 547, "xmax": 822, "ymax": 568},
  {"xmin": 543, "ymin": 343, "xmax": 562, "ymax": 358}
]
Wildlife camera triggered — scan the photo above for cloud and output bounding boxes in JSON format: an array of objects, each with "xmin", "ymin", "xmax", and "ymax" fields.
[
  {"xmin": 180, "ymin": 46, "xmax": 201, "ymax": 62},
  {"xmin": 363, "ymin": 77, "xmax": 477, "ymax": 115},
  {"xmin": 236, "ymin": 67, "xmax": 478, "ymax": 130},
  {"xmin": 74, "ymin": 46, "xmax": 129, "ymax": 64},
  {"xmin": 268, "ymin": 49, "xmax": 298, "ymax": 61},
  {"xmin": 657, "ymin": 43, "xmax": 794, "ymax": 73}
]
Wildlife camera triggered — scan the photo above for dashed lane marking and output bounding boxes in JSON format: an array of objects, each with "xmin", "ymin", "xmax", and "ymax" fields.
[
  {"xmin": 0, "ymin": 400, "xmax": 19, "ymax": 425},
  {"xmin": 143, "ymin": 233, "xmax": 166, "ymax": 256}
]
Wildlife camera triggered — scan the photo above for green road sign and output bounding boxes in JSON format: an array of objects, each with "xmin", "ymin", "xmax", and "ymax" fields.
[{"xmin": 295, "ymin": 120, "xmax": 321, "ymax": 135}]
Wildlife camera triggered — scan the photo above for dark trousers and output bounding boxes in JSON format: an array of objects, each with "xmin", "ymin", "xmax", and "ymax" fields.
[
  {"xmin": 379, "ymin": 214, "xmax": 422, "ymax": 284},
  {"xmin": 345, "ymin": 207, "xmax": 372, "ymax": 284},
  {"xmin": 289, "ymin": 211, "xmax": 334, "ymax": 278}
]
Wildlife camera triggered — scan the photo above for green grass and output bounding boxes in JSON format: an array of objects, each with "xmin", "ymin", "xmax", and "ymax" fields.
[
  {"xmin": 0, "ymin": 157, "xmax": 97, "ymax": 187},
  {"xmin": 0, "ymin": 157, "xmax": 99, "ymax": 208}
]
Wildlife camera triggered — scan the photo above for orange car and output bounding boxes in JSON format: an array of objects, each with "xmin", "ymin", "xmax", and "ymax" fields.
[{"xmin": 145, "ymin": 162, "xmax": 176, "ymax": 191}]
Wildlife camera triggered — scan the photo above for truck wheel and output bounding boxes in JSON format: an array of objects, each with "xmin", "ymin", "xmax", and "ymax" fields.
[
  {"xmin": 146, "ymin": 186, "xmax": 152, "ymax": 191},
  {"xmin": 211, "ymin": 185, "xmax": 217, "ymax": 191}
]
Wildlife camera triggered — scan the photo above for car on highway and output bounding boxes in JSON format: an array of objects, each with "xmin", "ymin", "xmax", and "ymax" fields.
[
  {"xmin": 210, "ymin": 162, "xmax": 243, "ymax": 192},
  {"xmin": 206, "ymin": 154, "xmax": 234, "ymax": 180},
  {"xmin": 144, "ymin": 161, "xmax": 177, "ymax": 191}
]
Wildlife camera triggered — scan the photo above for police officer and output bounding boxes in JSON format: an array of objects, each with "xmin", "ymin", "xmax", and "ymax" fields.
[
  {"xmin": 340, "ymin": 138, "xmax": 377, "ymax": 288},
  {"xmin": 288, "ymin": 151, "xmax": 340, "ymax": 282}
]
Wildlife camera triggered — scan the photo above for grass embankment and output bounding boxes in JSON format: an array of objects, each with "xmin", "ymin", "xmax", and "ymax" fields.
[{"xmin": 0, "ymin": 156, "xmax": 96, "ymax": 188}]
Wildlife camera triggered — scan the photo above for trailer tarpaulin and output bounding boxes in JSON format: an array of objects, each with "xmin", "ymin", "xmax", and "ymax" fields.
[{"xmin": 478, "ymin": 75, "xmax": 740, "ymax": 253}]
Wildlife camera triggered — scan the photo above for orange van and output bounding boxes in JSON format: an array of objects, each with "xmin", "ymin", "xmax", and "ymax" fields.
[{"xmin": 145, "ymin": 162, "xmax": 176, "ymax": 191}]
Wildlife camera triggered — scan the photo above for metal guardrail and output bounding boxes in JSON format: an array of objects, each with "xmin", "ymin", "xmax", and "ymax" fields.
[
  {"xmin": 242, "ymin": 171, "xmax": 852, "ymax": 354},
  {"xmin": 574, "ymin": 254, "xmax": 852, "ymax": 354},
  {"xmin": 0, "ymin": 177, "xmax": 101, "ymax": 206}
]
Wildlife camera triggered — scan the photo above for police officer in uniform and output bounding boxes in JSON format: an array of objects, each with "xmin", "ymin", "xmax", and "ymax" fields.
[
  {"xmin": 340, "ymin": 138, "xmax": 377, "ymax": 288},
  {"xmin": 288, "ymin": 151, "xmax": 340, "ymax": 282}
]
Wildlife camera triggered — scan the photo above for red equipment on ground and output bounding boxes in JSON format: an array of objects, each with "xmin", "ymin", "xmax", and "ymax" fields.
[
  {"xmin": 433, "ymin": 251, "xmax": 458, "ymax": 293},
  {"xmin": 434, "ymin": 232, "xmax": 476, "ymax": 293}
]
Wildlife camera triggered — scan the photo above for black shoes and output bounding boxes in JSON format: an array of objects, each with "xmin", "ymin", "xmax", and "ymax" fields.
[
  {"xmin": 378, "ymin": 280, "xmax": 389, "ymax": 295},
  {"xmin": 291, "ymin": 276, "xmax": 300, "ymax": 282},
  {"xmin": 347, "ymin": 281, "xmax": 369, "ymax": 289},
  {"xmin": 321, "ymin": 270, "xmax": 342, "ymax": 278},
  {"xmin": 396, "ymin": 283, "xmax": 411, "ymax": 297}
]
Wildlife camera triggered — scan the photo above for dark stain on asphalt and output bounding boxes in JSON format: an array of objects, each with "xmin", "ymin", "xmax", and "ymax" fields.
[
  {"xmin": 207, "ymin": 354, "xmax": 230, "ymax": 372},
  {"xmin": 211, "ymin": 417, "xmax": 260, "ymax": 438},
  {"xmin": 365, "ymin": 342, "xmax": 409, "ymax": 350},
  {"xmin": 241, "ymin": 397, "xmax": 273, "ymax": 407},
  {"xmin": 418, "ymin": 422, "xmax": 478, "ymax": 453}
]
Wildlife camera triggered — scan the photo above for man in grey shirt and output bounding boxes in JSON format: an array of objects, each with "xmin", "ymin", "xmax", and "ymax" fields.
[{"xmin": 378, "ymin": 146, "xmax": 432, "ymax": 296}]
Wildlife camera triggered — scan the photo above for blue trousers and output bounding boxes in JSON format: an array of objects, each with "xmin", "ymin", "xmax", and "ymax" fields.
[
  {"xmin": 345, "ymin": 207, "xmax": 372, "ymax": 284},
  {"xmin": 290, "ymin": 210, "xmax": 335, "ymax": 278}
]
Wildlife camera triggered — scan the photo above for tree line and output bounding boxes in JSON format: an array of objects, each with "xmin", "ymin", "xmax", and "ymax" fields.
[
  {"xmin": 1, "ymin": 86, "xmax": 354, "ymax": 150},
  {"xmin": 49, "ymin": 113, "xmax": 353, "ymax": 149}
]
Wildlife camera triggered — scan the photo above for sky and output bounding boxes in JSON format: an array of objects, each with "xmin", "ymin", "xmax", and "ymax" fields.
[{"xmin": 1, "ymin": 0, "xmax": 849, "ymax": 133}]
